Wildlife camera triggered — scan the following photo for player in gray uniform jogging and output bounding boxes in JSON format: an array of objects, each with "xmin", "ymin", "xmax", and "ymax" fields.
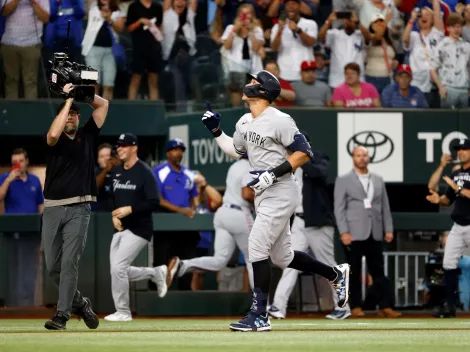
[
  {"xmin": 167, "ymin": 70, "xmax": 350, "ymax": 332},
  {"xmin": 170, "ymin": 154, "xmax": 255, "ymax": 288}
]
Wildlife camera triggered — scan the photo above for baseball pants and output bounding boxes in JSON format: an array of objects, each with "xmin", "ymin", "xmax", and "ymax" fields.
[
  {"xmin": 42, "ymin": 203, "xmax": 90, "ymax": 319},
  {"xmin": 180, "ymin": 205, "xmax": 254, "ymax": 288},
  {"xmin": 443, "ymin": 223, "xmax": 470, "ymax": 270},
  {"xmin": 272, "ymin": 217, "xmax": 345, "ymax": 316},
  {"xmin": 249, "ymin": 181, "xmax": 299, "ymax": 269},
  {"xmin": 110, "ymin": 230, "xmax": 155, "ymax": 315}
]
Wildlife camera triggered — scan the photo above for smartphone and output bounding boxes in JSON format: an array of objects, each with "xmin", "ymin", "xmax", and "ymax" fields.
[
  {"xmin": 241, "ymin": 12, "xmax": 247, "ymax": 21},
  {"xmin": 12, "ymin": 162, "xmax": 20, "ymax": 171},
  {"xmin": 336, "ymin": 11, "xmax": 352, "ymax": 19},
  {"xmin": 279, "ymin": 10, "xmax": 287, "ymax": 21}
]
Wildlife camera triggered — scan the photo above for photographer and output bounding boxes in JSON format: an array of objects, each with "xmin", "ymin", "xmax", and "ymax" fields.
[{"xmin": 42, "ymin": 83, "xmax": 109, "ymax": 330}]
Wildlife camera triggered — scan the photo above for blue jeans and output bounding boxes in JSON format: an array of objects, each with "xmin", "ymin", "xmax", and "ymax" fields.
[
  {"xmin": 365, "ymin": 75, "xmax": 391, "ymax": 95},
  {"xmin": 458, "ymin": 256, "xmax": 470, "ymax": 311}
]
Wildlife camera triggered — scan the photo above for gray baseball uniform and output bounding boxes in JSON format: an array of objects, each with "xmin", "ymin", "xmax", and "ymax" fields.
[
  {"xmin": 233, "ymin": 107, "xmax": 300, "ymax": 269},
  {"xmin": 178, "ymin": 159, "xmax": 255, "ymax": 288}
]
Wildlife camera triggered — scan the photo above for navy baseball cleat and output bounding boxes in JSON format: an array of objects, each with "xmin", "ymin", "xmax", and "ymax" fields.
[
  {"xmin": 230, "ymin": 312, "xmax": 272, "ymax": 332},
  {"xmin": 330, "ymin": 264, "xmax": 350, "ymax": 308}
]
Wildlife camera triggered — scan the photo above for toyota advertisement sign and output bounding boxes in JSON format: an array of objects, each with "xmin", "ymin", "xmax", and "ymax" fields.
[
  {"xmin": 337, "ymin": 112, "xmax": 404, "ymax": 182},
  {"xmin": 167, "ymin": 108, "xmax": 469, "ymax": 187}
]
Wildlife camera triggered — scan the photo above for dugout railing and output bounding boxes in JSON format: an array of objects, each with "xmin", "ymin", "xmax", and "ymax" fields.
[{"xmin": 0, "ymin": 213, "xmax": 453, "ymax": 315}]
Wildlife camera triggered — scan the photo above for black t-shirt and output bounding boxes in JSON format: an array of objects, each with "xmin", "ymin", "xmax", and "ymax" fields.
[
  {"xmin": 44, "ymin": 117, "xmax": 100, "ymax": 201},
  {"xmin": 445, "ymin": 166, "xmax": 470, "ymax": 226},
  {"xmin": 111, "ymin": 159, "xmax": 160, "ymax": 240},
  {"xmin": 126, "ymin": 0, "xmax": 163, "ymax": 46},
  {"xmin": 92, "ymin": 166, "xmax": 113, "ymax": 211},
  {"xmin": 94, "ymin": 22, "xmax": 113, "ymax": 47}
]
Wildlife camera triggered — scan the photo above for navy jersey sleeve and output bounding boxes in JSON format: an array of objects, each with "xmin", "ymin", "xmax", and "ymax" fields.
[{"xmin": 132, "ymin": 167, "xmax": 160, "ymax": 214}]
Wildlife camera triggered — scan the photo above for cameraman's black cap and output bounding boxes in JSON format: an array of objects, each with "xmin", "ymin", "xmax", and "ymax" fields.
[
  {"xmin": 116, "ymin": 133, "xmax": 138, "ymax": 147},
  {"xmin": 454, "ymin": 139, "xmax": 470, "ymax": 150}
]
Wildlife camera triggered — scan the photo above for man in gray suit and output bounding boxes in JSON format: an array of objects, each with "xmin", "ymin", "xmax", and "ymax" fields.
[{"xmin": 334, "ymin": 146, "xmax": 401, "ymax": 318}]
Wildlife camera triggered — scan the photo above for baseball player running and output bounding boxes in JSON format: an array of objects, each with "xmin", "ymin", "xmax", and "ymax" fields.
[
  {"xmin": 269, "ymin": 148, "xmax": 351, "ymax": 320},
  {"xmin": 169, "ymin": 153, "xmax": 255, "ymax": 288},
  {"xmin": 426, "ymin": 138, "xmax": 470, "ymax": 318},
  {"xmin": 167, "ymin": 70, "xmax": 350, "ymax": 332}
]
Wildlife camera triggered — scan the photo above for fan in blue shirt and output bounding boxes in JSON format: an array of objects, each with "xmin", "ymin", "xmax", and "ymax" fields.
[
  {"xmin": 0, "ymin": 149, "xmax": 44, "ymax": 214},
  {"xmin": 381, "ymin": 64, "xmax": 428, "ymax": 108}
]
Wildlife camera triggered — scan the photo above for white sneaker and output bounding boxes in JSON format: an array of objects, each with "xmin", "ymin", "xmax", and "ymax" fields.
[
  {"xmin": 152, "ymin": 265, "xmax": 168, "ymax": 298},
  {"xmin": 325, "ymin": 309, "xmax": 352, "ymax": 320},
  {"xmin": 268, "ymin": 305, "xmax": 286, "ymax": 319},
  {"xmin": 104, "ymin": 312, "xmax": 132, "ymax": 322}
]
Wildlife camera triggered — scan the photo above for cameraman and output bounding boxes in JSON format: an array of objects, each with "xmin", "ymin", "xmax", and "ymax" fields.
[{"xmin": 42, "ymin": 83, "xmax": 109, "ymax": 330}]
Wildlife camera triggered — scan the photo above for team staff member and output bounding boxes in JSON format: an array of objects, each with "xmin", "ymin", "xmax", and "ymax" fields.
[
  {"xmin": 94, "ymin": 143, "xmax": 121, "ymax": 211},
  {"xmin": 269, "ymin": 146, "xmax": 351, "ymax": 320},
  {"xmin": 153, "ymin": 139, "xmax": 199, "ymax": 290},
  {"xmin": 42, "ymin": 83, "xmax": 108, "ymax": 330},
  {"xmin": 334, "ymin": 146, "xmax": 401, "ymax": 318},
  {"xmin": 0, "ymin": 148, "xmax": 44, "ymax": 307},
  {"xmin": 105, "ymin": 133, "xmax": 168, "ymax": 322},
  {"xmin": 426, "ymin": 139, "xmax": 470, "ymax": 318}
]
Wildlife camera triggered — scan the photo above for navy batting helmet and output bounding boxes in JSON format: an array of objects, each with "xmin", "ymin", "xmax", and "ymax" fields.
[{"xmin": 243, "ymin": 70, "xmax": 281, "ymax": 103}]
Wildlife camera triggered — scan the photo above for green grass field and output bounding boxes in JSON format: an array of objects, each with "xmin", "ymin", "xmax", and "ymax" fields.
[{"xmin": 1, "ymin": 318, "xmax": 470, "ymax": 352}]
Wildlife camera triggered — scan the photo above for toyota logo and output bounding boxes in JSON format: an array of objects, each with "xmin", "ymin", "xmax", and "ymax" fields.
[{"xmin": 347, "ymin": 131, "xmax": 394, "ymax": 163}]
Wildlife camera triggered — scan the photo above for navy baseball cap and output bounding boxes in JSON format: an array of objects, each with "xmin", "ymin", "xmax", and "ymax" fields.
[
  {"xmin": 167, "ymin": 138, "xmax": 186, "ymax": 151},
  {"xmin": 454, "ymin": 139, "xmax": 470, "ymax": 150},
  {"xmin": 116, "ymin": 133, "xmax": 138, "ymax": 147}
]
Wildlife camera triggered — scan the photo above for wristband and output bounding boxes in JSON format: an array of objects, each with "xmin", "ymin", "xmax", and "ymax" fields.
[
  {"xmin": 408, "ymin": 20, "xmax": 414, "ymax": 25},
  {"xmin": 212, "ymin": 128, "xmax": 222, "ymax": 138},
  {"xmin": 296, "ymin": 28, "xmax": 302, "ymax": 34},
  {"xmin": 271, "ymin": 160, "xmax": 293, "ymax": 178},
  {"xmin": 200, "ymin": 184, "xmax": 208, "ymax": 191}
]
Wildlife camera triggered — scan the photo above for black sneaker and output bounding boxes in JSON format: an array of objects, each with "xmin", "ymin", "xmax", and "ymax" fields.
[
  {"xmin": 74, "ymin": 297, "xmax": 99, "ymax": 329},
  {"xmin": 45, "ymin": 313, "xmax": 67, "ymax": 330},
  {"xmin": 432, "ymin": 303, "xmax": 456, "ymax": 318}
]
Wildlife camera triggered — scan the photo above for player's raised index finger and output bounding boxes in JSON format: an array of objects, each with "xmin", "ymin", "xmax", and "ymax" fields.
[{"xmin": 205, "ymin": 101, "xmax": 212, "ymax": 112}]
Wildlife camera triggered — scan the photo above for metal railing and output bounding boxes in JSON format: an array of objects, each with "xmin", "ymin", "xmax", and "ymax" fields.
[{"xmin": 361, "ymin": 252, "xmax": 429, "ymax": 307}]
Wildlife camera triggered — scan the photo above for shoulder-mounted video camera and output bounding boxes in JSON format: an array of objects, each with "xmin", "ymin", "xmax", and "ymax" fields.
[{"xmin": 47, "ymin": 21, "xmax": 99, "ymax": 102}]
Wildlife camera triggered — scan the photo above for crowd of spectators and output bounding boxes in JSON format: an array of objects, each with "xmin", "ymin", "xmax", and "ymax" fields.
[{"xmin": 1, "ymin": 0, "xmax": 470, "ymax": 110}]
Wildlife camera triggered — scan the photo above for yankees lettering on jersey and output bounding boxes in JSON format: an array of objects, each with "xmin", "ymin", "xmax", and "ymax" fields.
[
  {"xmin": 112, "ymin": 179, "xmax": 137, "ymax": 191},
  {"xmin": 242, "ymin": 131, "xmax": 267, "ymax": 147},
  {"xmin": 453, "ymin": 173, "xmax": 470, "ymax": 186}
]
